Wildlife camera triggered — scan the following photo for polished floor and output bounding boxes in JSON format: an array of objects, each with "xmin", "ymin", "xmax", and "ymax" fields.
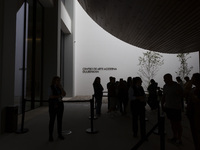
[{"xmin": 0, "ymin": 97, "xmax": 195, "ymax": 150}]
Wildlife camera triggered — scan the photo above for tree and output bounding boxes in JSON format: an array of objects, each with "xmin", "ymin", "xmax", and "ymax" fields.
[
  {"xmin": 175, "ymin": 53, "xmax": 193, "ymax": 79},
  {"xmin": 138, "ymin": 51, "xmax": 164, "ymax": 89}
]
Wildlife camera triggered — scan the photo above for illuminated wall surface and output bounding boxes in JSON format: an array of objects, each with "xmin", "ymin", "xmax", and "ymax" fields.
[{"xmin": 73, "ymin": 1, "xmax": 199, "ymax": 96}]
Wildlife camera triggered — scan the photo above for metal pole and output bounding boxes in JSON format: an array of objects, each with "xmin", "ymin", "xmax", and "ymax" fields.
[{"xmin": 86, "ymin": 95, "xmax": 98, "ymax": 134}]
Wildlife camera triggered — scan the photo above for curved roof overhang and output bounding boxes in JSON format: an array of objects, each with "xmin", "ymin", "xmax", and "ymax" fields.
[{"xmin": 78, "ymin": 0, "xmax": 200, "ymax": 54}]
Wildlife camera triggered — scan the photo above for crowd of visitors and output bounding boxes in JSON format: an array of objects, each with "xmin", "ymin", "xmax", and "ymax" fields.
[
  {"xmin": 48, "ymin": 73, "xmax": 200, "ymax": 150},
  {"xmin": 91, "ymin": 73, "xmax": 200, "ymax": 149}
]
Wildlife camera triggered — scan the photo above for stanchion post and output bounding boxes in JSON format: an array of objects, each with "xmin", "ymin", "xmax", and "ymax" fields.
[
  {"xmin": 159, "ymin": 115, "xmax": 165, "ymax": 150},
  {"xmin": 16, "ymin": 99, "xmax": 29, "ymax": 134},
  {"xmin": 89, "ymin": 95, "xmax": 97, "ymax": 120},
  {"xmin": 86, "ymin": 96, "xmax": 98, "ymax": 134}
]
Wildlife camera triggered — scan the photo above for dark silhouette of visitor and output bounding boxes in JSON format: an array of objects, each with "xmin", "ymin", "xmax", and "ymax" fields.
[
  {"xmin": 93, "ymin": 77, "xmax": 104, "ymax": 116},
  {"xmin": 184, "ymin": 76, "xmax": 190, "ymax": 85},
  {"xmin": 107, "ymin": 76, "xmax": 113, "ymax": 112},
  {"xmin": 161, "ymin": 73, "xmax": 183, "ymax": 145},
  {"xmin": 176, "ymin": 76, "xmax": 184, "ymax": 87},
  {"xmin": 183, "ymin": 76, "xmax": 191, "ymax": 104},
  {"xmin": 48, "ymin": 76, "xmax": 66, "ymax": 142},
  {"xmin": 185, "ymin": 73, "xmax": 200, "ymax": 150},
  {"xmin": 108, "ymin": 77, "xmax": 117, "ymax": 113},
  {"xmin": 147, "ymin": 79, "xmax": 158, "ymax": 110},
  {"xmin": 128, "ymin": 77, "xmax": 146, "ymax": 139},
  {"xmin": 117, "ymin": 78, "xmax": 128, "ymax": 115}
]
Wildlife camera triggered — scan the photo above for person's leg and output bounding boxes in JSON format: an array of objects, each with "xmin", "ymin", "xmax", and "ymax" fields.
[
  {"xmin": 49, "ymin": 110, "xmax": 56, "ymax": 141},
  {"xmin": 96, "ymin": 97, "xmax": 102, "ymax": 115},
  {"xmin": 130, "ymin": 101, "xmax": 139, "ymax": 137},
  {"xmin": 140, "ymin": 106, "xmax": 146, "ymax": 140},
  {"xmin": 57, "ymin": 102, "xmax": 64, "ymax": 139}
]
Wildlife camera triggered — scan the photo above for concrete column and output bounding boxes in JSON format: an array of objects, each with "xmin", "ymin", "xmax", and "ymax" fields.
[
  {"xmin": 42, "ymin": 1, "xmax": 59, "ymax": 100},
  {"xmin": 0, "ymin": 0, "xmax": 18, "ymax": 133}
]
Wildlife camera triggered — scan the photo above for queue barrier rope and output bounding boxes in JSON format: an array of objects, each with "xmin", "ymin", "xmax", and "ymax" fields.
[{"xmin": 16, "ymin": 95, "xmax": 98, "ymax": 134}]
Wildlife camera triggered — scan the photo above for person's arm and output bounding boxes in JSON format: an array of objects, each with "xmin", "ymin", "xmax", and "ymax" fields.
[
  {"xmin": 59, "ymin": 85, "xmax": 66, "ymax": 97},
  {"xmin": 161, "ymin": 93, "xmax": 166, "ymax": 111}
]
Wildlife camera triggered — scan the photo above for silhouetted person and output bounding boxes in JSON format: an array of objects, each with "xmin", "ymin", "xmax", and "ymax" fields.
[
  {"xmin": 117, "ymin": 78, "xmax": 128, "ymax": 115},
  {"xmin": 183, "ymin": 76, "xmax": 191, "ymax": 104},
  {"xmin": 107, "ymin": 76, "xmax": 113, "ymax": 112},
  {"xmin": 127, "ymin": 76, "xmax": 132, "ymax": 114},
  {"xmin": 108, "ymin": 77, "xmax": 117, "ymax": 112},
  {"xmin": 184, "ymin": 76, "xmax": 190, "ymax": 84},
  {"xmin": 176, "ymin": 76, "xmax": 184, "ymax": 87},
  {"xmin": 129, "ymin": 77, "xmax": 146, "ymax": 139},
  {"xmin": 185, "ymin": 73, "xmax": 200, "ymax": 150},
  {"xmin": 93, "ymin": 77, "xmax": 104, "ymax": 116},
  {"xmin": 161, "ymin": 73, "xmax": 183, "ymax": 145},
  {"xmin": 48, "ymin": 76, "xmax": 66, "ymax": 142},
  {"xmin": 176, "ymin": 76, "xmax": 184, "ymax": 111},
  {"xmin": 147, "ymin": 79, "xmax": 158, "ymax": 110}
]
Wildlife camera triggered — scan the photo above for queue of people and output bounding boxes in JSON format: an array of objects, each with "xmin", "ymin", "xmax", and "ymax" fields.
[
  {"xmin": 48, "ymin": 73, "xmax": 200, "ymax": 150},
  {"xmin": 93, "ymin": 73, "xmax": 200, "ymax": 149}
]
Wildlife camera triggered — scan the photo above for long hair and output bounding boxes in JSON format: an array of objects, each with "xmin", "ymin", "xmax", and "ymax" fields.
[{"xmin": 93, "ymin": 77, "xmax": 100, "ymax": 85}]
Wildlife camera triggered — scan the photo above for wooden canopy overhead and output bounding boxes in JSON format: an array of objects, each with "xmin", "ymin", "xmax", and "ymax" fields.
[{"xmin": 78, "ymin": 0, "xmax": 200, "ymax": 54}]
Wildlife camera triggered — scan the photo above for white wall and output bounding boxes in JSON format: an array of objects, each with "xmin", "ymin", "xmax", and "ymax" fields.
[{"xmin": 74, "ymin": 1, "xmax": 199, "ymax": 96}]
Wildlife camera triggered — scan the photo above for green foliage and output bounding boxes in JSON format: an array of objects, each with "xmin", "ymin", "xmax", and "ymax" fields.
[
  {"xmin": 138, "ymin": 51, "xmax": 164, "ymax": 89},
  {"xmin": 175, "ymin": 53, "xmax": 193, "ymax": 79}
]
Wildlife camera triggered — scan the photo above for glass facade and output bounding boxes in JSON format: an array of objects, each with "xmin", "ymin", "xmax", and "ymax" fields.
[{"xmin": 15, "ymin": 0, "xmax": 44, "ymax": 112}]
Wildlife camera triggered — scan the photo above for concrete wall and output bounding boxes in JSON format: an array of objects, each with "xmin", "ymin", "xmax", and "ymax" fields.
[
  {"xmin": 63, "ymin": 0, "xmax": 74, "ymax": 97},
  {"xmin": 0, "ymin": 0, "xmax": 18, "ymax": 133}
]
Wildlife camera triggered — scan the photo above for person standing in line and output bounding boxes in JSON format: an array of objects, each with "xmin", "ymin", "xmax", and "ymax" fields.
[
  {"xmin": 93, "ymin": 77, "xmax": 104, "ymax": 116},
  {"xmin": 183, "ymin": 76, "xmax": 191, "ymax": 104},
  {"xmin": 161, "ymin": 73, "xmax": 183, "ymax": 145},
  {"xmin": 126, "ymin": 77, "xmax": 132, "ymax": 114},
  {"xmin": 185, "ymin": 73, "xmax": 200, "ymax": 150},
  {"xmin": 117, "ymin": 78, "xmax": 128, "ymax": 115},
  {"xmin": 176, "ymin": 76, "xmax": 185, "ymax": 111},
  {"xmin": 147, "ymin": 79, "xmax": 158, "ymax": 110},
  {"xmin": 129, "ymin": 77, "xmax": 146, "ymax": 139},
  {"xmin": 107, "ymin": 76, "xmax": 112, "ymax": 112},
  {"xmin": 176, "ymin": 76, "xmax": 184, "ymax": 87},
  {"xmin": 108, "ymin": 77, "xmax": 117, "ymax": 113},
  {"xmin": 48, "ymin": 76, "xmax": 66, "ymax": 142}
]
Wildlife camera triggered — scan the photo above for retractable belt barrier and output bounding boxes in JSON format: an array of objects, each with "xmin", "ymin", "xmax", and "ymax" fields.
[{"xmin": 16, "ymin": 95, "xmax": 98, "ymax": 134}]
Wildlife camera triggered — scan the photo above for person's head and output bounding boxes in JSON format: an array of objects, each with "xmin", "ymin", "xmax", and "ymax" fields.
[
  {"xmin": 51, "ymin": 76, "xmax": 61, "ymax": 86},
  {"xmin": 184, "ymin": 76, "xmax": 190, "ymax": 82},
  {"xmin": 191, "ymin": 73, "xmax": 200, "ymax": 87},
  {"xmin": 111, "ymin": 77, "xmax": 116, "ymax": 83},
  {"xmin": 119, "ymin": 78, "xmax": 123, "ymax": 83},
  {"xmin": 94, "ymin": 77, "xmax": 101, "ymax": 84},
  {"xmin": 164, "ymin": 73, "xmax": 173, "ymax": 84},
  {"xmin": 135, "ymin": 77, "xmax": 142, "ymax": 86},
  {"xmin": 176, "ymin": 76, "xmax": 182, "ymax": 82},
  {"xmin": 150, "ymin": 79, "xmax": 155, "ymax": 84}
]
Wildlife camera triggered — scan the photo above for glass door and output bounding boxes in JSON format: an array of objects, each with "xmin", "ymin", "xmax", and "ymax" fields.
[{"xmin": 15, "ymin": 0, "xmax": 44, "ymax": 112}]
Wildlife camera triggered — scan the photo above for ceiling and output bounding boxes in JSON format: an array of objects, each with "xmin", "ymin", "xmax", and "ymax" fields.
[{"xmin": 78, "ymin": 0, "xmax": 200, "ymax": 54}]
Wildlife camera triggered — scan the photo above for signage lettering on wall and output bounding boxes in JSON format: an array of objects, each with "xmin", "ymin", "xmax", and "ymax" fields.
[{"xmin": 82, "ymin": 67, "xmax": 117, "ymax": 73}]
